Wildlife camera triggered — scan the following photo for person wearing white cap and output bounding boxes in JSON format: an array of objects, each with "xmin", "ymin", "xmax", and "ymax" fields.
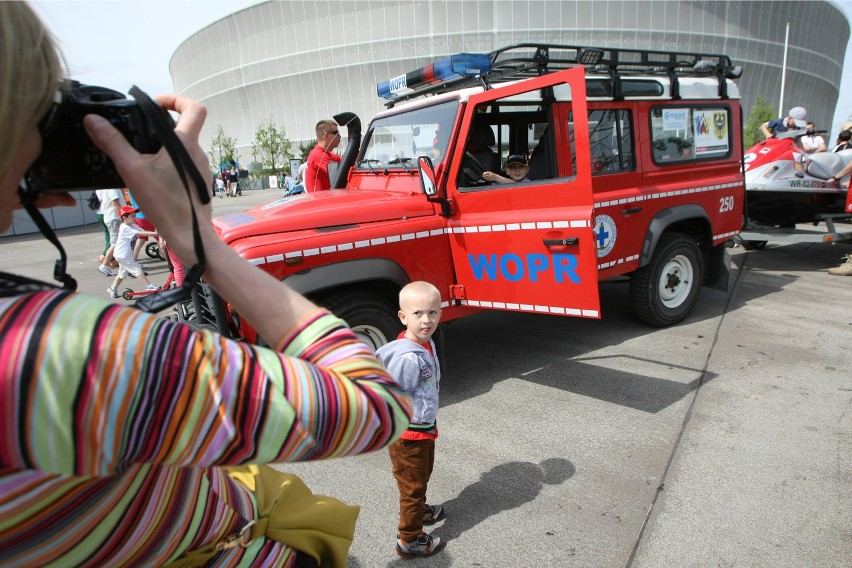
[{"xmin": 760, "ymin": 106, "xmax": 808, "ymax": 138}]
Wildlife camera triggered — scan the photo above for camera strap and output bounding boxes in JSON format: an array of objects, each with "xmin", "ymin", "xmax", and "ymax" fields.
[
  {"xmin": 15, "ymin": 185, "xmax": 78, "ymax": 292},
  {"xmin": 129, "ymin": 86, "xmax": 210, "ymax": 314}
]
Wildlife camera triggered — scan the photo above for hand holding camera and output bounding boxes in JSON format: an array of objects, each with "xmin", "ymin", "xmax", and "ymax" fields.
[
  {"xmin": 83, "ymin": 92, "xmax": 217, "ymax": 271},
  {"xmin": 28, "ymin": 81, "xmax": 173, "ymax": 193}
]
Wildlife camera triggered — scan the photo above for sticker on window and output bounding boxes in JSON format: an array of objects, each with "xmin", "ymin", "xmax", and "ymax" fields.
[{"xmin": 694, "ymin": 110, "xmax": 729, "ymax": 156}]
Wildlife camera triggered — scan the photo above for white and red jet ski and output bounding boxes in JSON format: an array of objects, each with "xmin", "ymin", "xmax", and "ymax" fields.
[{"xmin": 744, "ymin": 128, "xmax": 852, "ymax": 226}]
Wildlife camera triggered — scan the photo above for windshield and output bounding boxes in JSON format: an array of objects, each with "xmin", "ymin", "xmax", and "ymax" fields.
[{"xmin": 359, "ymin": 100, "xmax": 458, "ymax": 170}]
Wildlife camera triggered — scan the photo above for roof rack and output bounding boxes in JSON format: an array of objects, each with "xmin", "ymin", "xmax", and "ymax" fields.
[{"xmin": 381, "ymin": 43, "xmax": 742, "ymax": 107}]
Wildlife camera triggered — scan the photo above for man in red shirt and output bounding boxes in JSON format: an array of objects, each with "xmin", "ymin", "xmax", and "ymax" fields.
[{"xmin": 305, "ymin": 119, "xmax": 342, "ymax": 192}]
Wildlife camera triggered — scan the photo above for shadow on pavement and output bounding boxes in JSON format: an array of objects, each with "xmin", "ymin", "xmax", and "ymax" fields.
[
  {"xmin": 431, "ymin": 458, "xmax": 575, "ymax": 543},
  {"xmin": 383, "ymin": 458, "xmax": 575, "ymax": 567}
]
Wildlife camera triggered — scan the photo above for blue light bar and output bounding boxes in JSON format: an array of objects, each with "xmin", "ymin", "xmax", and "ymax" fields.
[{"xmin": 377, "ymin": 53, "xmax": 492, "ymax": 100}]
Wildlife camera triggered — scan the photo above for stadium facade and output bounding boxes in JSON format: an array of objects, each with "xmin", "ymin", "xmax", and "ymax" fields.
[
  {"xmin": 3, "ymin": 0, "xmax": 847, "ymax": 237},
  {"xmin": 172, "ymin": 0, "xmax": 848, "ymax": 166}
]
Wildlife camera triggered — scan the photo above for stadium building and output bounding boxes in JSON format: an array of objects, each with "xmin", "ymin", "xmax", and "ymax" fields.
[
  {"xmin": 170, "ymin": 0, "xmax": 849, "ymax": 166},
  {"xmin": 4, "ymin": 1, "xmax": 848, "ymax": 237}
]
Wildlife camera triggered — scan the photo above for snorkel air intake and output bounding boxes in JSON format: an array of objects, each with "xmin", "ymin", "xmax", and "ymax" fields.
[{"xmin": 331, "ymin": 111, "xmax": 361, "ymax": 189}]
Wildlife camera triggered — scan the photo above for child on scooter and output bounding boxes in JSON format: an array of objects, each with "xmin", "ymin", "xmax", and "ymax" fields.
[{"xmin": 107, "ymin": 206, "xmax": 162, "ymax": 298}]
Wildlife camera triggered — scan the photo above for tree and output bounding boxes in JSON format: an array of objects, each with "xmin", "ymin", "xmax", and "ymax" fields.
[
  {"xmin": 743, "ymin": 96, "xmax": 776, "ymax": 149},
  {"xmin": 252, "ymin": 117, "xmax": 293, "ymax": 174},
  {"xmin": 297, "ymin": 141, "xmax": 314, "ymax": 163},
  {"xmin": 209, "ymin": 125, "xmax": 237, "ymax": 172}
]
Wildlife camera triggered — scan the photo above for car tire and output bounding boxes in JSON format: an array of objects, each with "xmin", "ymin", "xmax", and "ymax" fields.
[
  {"xmin": 630, "ymin": 233, "xmax": 703, "ymax": 327},
  {"xmin": 321, "ymin": 290, "xmax": 403, "ymax": 351}
]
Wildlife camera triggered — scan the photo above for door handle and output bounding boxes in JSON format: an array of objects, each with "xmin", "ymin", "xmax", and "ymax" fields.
[
  {"xmin": 622, "ymin": 207, "xmax": 642, "ymax": 215},
  {"xmin": 543, "ymin": 237, "xmax": 579, "ymax": 246}
]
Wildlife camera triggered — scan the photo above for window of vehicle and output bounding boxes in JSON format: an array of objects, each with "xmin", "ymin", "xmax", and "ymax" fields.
[
  {"xmin": 457, "ymin": 101, "xmax": 558, "ymax": 190},
  {"xmin": 567, "ymin": 109, "xmax": 635, "ymax": 175},
  {"xmin": 586, "ymin": 79, "xmax": 664, "ymax": 98},
  {"xmin": 359, "ymin": 100, "xmax": 458, "ymax": 170},
  {"xmin": 588, "ymin": 109, "xmax": 635, "ymax": 174},
  {"xmin": 650, "ymin": 106, "xmax": 732, "ymax": 164}
]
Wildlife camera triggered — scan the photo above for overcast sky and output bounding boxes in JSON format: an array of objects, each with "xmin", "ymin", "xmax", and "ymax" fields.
[{"xmin": 32, "ymin": 0, "xmax": 852, "ymax": 139}]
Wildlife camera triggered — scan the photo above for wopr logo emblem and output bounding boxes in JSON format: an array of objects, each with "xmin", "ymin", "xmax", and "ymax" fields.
[{"xmin": 594, "ymin": 214, "xmax": 617, "ymax": 258}]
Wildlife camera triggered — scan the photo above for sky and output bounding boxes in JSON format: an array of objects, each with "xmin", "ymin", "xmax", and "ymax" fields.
[{"xmin": 31, "ymin": 0, "xmax": 852, "ymax": 141}]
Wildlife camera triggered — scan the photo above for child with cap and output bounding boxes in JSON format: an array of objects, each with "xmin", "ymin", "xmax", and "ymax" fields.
[
  {"xmin": 483, "ymin": 153, "xmax": 530, "ymax": 183},
  {"xmin": 107, "ymin": 206, "xmax": 161, "ymax": 298}
]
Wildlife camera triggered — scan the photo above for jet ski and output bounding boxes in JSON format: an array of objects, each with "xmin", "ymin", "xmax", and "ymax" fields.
[{"xmin": 743, "ymin": 128, "xmax": 851, "ymax": 227}]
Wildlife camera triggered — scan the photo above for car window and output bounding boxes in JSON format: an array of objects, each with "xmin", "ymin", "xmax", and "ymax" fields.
[
  {"xmin": 568, "ymin": 109, "xmax": 635, "ymax": 176},
  {"xmin": 650, "ymin": 106, "xmax": 732, "ymax": 164},
  {"xmin": 457, "ymin": 102, "xmax": 560, "ymax": 190},
  {"xmin": 360, "ymin": 100, "xmax": 458, "ymax": 170}
]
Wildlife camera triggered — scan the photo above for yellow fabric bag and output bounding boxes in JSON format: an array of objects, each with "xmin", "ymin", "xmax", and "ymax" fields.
[{"xmin": 165, "ymin": 465, "xmax": 360, "ymax": 567}]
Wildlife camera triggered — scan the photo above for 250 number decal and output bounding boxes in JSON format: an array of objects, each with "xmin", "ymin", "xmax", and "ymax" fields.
[{"xmin": 719, "ymin": 196, "xmax": 735, "ymax": 213}]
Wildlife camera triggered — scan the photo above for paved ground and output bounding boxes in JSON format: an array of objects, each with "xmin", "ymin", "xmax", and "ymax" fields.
[{"xmin": 1, "ymin": 190, "xmax": 850, "ymax": 567}]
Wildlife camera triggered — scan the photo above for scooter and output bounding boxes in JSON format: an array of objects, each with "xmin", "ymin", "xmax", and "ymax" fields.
[{"xmin": 121, "ymin": 248, "xmax": 177, "ymax": 300}]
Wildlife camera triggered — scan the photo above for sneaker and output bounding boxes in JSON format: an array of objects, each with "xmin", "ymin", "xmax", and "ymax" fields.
[
  {"xmin": 107, "ymin": 286, "xmax": 119, "ymax": 299},
  {"xmin": 423, "ymin": 504, "xmax": 445, "ymax": 525},
  {"xmin": 828, "ymin": 255, "xmax": 852, "ymax": 276},
  {"xmin": 396, "ymin": 532, "xmax": 440, "ymax": 559},
  {"xmin": 98, "ymin": 264, "xmax": 114, "ymax": 277},
  {"xmin": 144, "ymin": 284, "xmax": 162, "ymax": 291}
]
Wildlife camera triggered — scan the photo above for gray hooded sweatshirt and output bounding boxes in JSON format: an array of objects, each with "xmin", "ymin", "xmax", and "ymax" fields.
[{"xmin": 376, "ymin": 337, "xmax": 440, "ymax": 433}]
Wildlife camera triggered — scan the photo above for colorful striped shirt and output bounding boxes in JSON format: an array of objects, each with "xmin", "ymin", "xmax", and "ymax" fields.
[{"xmin": 0, "ymin": 286, "xmax": 412, "ymax": 566}]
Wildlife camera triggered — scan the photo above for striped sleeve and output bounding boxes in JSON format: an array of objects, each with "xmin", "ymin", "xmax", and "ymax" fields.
[{"xmin": 0, "ymin": 291, "xmax": 412, "ymax": 476}]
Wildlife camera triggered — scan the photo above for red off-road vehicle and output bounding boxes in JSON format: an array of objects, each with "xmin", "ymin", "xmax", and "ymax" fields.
[{"xmin": 182, "ymin": 44, "xmax": 744, "ymax": 348}]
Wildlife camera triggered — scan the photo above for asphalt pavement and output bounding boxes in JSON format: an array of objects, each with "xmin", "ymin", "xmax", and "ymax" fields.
[{"xmin": 0, "ymin": 190, "xmax": 850, "ymax": 567}]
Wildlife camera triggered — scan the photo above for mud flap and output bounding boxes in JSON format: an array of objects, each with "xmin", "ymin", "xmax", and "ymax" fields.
[{"xmin": 705, "ymin": 244, "xmax": 732, "ymax": 292}]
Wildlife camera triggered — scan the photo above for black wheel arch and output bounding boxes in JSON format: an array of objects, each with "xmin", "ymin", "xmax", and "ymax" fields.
[
  {"xmin": 640, "ymin": 204, "xmax": 713, "ymax": 275},
  {"xmin": 283, "ymin": 257, "xmax": 410, "ymax": 310}
]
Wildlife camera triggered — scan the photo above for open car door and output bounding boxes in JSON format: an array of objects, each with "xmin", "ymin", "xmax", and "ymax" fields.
[{"xmin": 445, "ymin": 67, "xmax": 600, "ymax": 318}]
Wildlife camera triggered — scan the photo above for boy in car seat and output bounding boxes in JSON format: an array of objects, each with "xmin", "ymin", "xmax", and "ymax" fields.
[{"xmin": 483, "ymin": 153, "xmax": 530, "ymax": 183}]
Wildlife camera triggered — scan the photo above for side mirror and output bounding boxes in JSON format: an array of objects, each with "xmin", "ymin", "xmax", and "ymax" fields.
[{"xmin": 418, "ymin": 156, "xmax": 438, "ymax": 196}]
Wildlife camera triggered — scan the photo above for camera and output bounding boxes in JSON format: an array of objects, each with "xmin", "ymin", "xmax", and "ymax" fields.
[{"xmin": 27, "ymin": 81, "xmax": 173, "ymax": 193}]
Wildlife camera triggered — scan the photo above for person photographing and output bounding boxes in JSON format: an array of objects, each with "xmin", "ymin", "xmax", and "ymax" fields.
[{"xmin": 0, "ymin": 3, "xmax": 412, "ymax": 567}]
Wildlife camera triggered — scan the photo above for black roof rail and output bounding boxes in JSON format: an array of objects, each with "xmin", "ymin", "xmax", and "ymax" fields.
[{"xmin": 383, "ymin": 42, "xmax": 742, "ymax": 106}]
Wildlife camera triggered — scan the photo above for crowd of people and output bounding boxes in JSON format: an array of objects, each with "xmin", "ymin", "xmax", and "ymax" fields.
[{"xmin": 214, "ymin": 165, "xmax": 242, "ymax": 197}]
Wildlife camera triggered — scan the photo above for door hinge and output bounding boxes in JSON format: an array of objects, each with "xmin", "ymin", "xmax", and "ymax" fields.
[{"xmin": 449, "ymin": 284, "xmax": 466, "ymax": 300}]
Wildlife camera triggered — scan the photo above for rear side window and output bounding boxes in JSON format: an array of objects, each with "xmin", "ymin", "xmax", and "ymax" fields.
[
  {"xmin": 568, "ymin": 109, "xmax": 635, "ymax": 176},
  {"xmin": 651, "ymin": 106, "xmax": 732, "ymax": 164},
  {"xmin": 588, "ymin": 109, "xmax": 635, "ymax": 174}
]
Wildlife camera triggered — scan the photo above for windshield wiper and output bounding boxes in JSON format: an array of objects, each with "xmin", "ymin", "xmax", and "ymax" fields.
[
  {"xmin": 387, "ymin": 157, "xmax": 413, "ymax": 172},
  {"xmin": 358, "ymin": 158, "xmax": 382, "ymax": 173}
]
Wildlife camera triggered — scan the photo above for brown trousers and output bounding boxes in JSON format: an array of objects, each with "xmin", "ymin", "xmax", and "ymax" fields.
[{"xmin": 388, "ymin": 437, "xmax": 435, "ymax": 542}]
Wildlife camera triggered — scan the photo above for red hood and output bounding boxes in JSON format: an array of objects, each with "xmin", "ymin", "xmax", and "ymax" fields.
[
  {"xmin": 213, "ymin": 188, "xmax": 435, "ymax": 244},
  {"xmin": 743, "ymin": 137, "xmax": 797, "ymax": 172}
]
